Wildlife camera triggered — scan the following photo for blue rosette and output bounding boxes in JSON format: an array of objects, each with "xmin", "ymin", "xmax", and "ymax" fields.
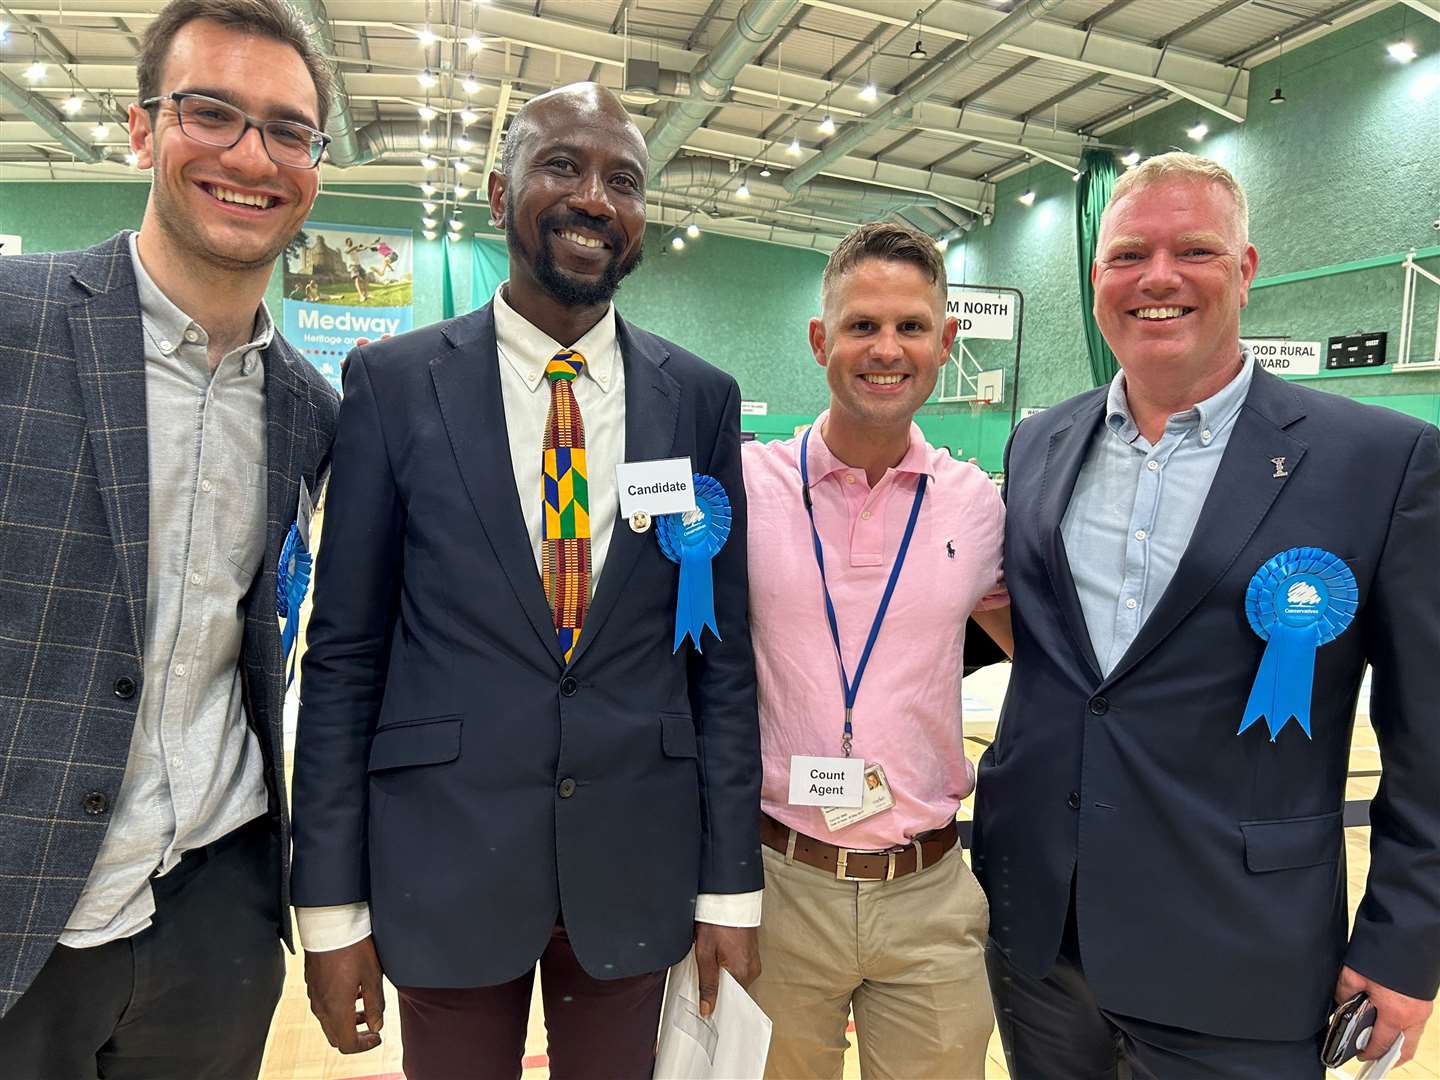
[
  {"xmin": 656, "ymin": 474, "xmax": 731, "ymax": 653},
  {"xmin": 275, "ymin": 522, "xmax": 313, "ymax": 688},
  {"xmin": 1239, "ymin": 546, "xmax": 1357, "ymax": 741}
]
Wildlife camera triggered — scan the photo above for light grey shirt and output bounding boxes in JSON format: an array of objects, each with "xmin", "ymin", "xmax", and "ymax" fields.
[
  {"xmin": 1061, "ymin": 349, "xmax": 1254, "ymax": 675},
  {"xmin": 61, "ymin": 233, "xmax": 272, "ymax": 946}
]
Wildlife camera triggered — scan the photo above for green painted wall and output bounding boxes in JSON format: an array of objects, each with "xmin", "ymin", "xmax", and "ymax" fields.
[{"xmin": 956, "ymin": 3, "xmax": 1440, "ymax": 420}]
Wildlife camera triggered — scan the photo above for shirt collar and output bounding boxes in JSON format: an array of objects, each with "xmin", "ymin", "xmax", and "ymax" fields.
[
  {"xmin": 1105, "ymin": 346, "xmax": 1254, "ymax": 444},
  {"xmin": 127, "ymin": 231, "xmax": 273, "ymax": 363},
  {"xmin": 797, "ymin": 409, "xmax": 938, "ymax": 485},
  {"xmin": 493, "ymin": 281, "xmax": 617, "ymax": 394}
]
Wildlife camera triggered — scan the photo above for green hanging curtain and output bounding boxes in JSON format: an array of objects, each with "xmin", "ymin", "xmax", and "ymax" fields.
[
  {"xmin": 1075, "ymin": 147, "xmax": 1119, "ymax": 387},
  {"xmin": 441, "ymin": 236, "xmax": 458, "ymax": 320},
  {"xmin": 471, "ymin": 237, "xmax": 509, "ymax": 310}
]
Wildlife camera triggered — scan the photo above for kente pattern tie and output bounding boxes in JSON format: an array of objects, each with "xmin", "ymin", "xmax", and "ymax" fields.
[{"xmin": 542, "ymin": 349, "xmax": 590, "ymax": 662}]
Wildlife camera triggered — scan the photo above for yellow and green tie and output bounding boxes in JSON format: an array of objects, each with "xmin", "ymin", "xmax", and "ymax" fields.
[{"xmin": 542, "ymin": 349, "xmax": 590, "ymax": 662}]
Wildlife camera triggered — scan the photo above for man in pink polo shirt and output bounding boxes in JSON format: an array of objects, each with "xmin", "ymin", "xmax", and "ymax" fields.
[{"xmin": 743, "ymin": 220, "xmax": 1011, "ymax": 1078}]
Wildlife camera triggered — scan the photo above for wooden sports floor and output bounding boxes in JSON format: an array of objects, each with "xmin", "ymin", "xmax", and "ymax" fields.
[{"xmin": 260, "ymin": 664, "xmax": 1439, "ymax": 1079}]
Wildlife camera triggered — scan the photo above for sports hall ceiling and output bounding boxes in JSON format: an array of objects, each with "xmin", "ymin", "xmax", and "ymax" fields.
[{"xmin": 0, "ymin": 0, "xmax": 1429, "ymax": 250}]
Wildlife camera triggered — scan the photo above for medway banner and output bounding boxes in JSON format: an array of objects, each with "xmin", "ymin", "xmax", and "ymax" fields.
[{"xmin": 283, "ymin": 224, "xmax": 414, "ymax": 391}]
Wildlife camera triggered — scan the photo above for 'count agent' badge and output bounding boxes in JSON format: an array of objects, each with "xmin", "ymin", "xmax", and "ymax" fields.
[
  {"xmin": 656, "ymin": 474, "xmax": 731, "ymax": 653},
  {"xmin": 1239, "ymin": 547, "xmax": 1357, "ymax": 741}
]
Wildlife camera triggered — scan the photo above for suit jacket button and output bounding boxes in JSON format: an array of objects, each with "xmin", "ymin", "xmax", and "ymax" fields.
[
  {"xmin": 82, "ymin": 791, "xmax": 110, "ymax": 815},
  {"xmin": 113, "ymin": 676, "xmax": 136, "ymax": 699},
  {"xmin": 1087, "ymin": 696, "xmax": 1109, "ymax": 716},
  {"xmin": 559, "ymin": 676, "xmax": 578, "ymax": 697},
  {"xmin": 1067, "ymin": 791, "xmax": 1082, "ymax": 810},
  {"xmin": 558, "ymin": 778, "xmax": 577, "ymax": 799}
]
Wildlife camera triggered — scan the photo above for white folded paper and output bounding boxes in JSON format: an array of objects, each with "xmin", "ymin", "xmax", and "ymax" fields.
[
  {"xmin": 653, "ymin": 948, "xmax": 772, "ymax": 1080},
  {"xmin": 1353, "ymin": 1032, "xmax": 1404, "ymax": 1080}
]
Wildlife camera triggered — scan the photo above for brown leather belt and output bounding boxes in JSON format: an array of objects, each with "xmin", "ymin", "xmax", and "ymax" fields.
[{"xmin": 760, "ymin": 813, "xmax": 958, "ymax": 882}]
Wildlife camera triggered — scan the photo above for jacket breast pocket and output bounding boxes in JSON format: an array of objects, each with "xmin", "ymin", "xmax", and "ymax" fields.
[
  {"xmin": 1240, "ymin": 810, "xmax": 1342, "ymax": 872},
  {"xmin": 660, "ymin": 712, "xmax": 697, "ymax": 758},
  {"xmin": 368, "ymin": 716, "xmax": 463, "ymax": 772}
]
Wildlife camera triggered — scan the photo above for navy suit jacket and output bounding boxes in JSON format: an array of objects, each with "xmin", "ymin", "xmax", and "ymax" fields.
[
  {"xmin": 973, "ymin": 365, "xmax": 1440, "ymax": 1040},
  {"xmin": 290, "ymin": 301, "xmax": 761, "ymax": 988}
]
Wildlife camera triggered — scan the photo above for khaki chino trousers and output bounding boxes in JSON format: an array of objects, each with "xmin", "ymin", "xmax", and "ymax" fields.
[{"xmin": 750, "ymin": 841, "xmax": 994, "ymax": 1079}]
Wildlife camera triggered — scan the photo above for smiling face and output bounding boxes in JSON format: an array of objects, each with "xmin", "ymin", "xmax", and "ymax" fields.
[
  {"xmin": 1092, "ymin": 176, "xmax": 1258, "ymax": 385},
  {"xmin": 128, "ymin": 18, "xmax": 321, "ymax": 272},
  {"xmin": 489, "ymin": 86, "xmax": 647, "ymax": 308},
  {"xmin": 811, "ymin": 257, "xmax": 958, "ymax": 434}
]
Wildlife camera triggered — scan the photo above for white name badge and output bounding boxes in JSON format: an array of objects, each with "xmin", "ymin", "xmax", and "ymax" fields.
[
  {"xmin": 615, "ymin": 457, "xmax": 697, "ymax": 518},
  {"xmin": 788, "ymin": 755, "xmax": 863, "ymax": 808}
]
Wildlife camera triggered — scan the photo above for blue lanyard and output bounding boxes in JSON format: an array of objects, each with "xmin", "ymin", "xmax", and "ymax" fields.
[{"xmin": 799, "ymin": 425, "xmax": 927, "ymax": 757}]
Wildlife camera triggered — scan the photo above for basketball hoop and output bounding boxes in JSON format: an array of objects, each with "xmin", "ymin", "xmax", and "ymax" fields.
[{"xmin": 968, "ymin": 388, "xmax": 994, "ymax": 419}]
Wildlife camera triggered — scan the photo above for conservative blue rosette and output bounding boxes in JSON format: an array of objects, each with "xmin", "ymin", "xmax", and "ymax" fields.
[
  {"xmin": 276, "ymin": 522, "xmax": 313, "ymax": 688},
  {"xmin": 656, "ymin": 474, "xmax": 731, "ymax": 653},
  {"xmin": 1239, "ymin": 546, "xmax": 1357, "ymax": 741}
]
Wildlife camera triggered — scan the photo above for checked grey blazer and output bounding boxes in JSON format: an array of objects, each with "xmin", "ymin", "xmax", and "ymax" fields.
[{"xmin": 0, "ymin": 232, "xmax": 339, "ymax": 1018}]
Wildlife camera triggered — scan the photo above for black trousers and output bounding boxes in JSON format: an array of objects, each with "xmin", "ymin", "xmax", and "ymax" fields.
[
  {"xmin": 986, "ymin": 900, "xmax": 1326, "ymax": 1080},
  {"xmin": 0, "ymin": 815, "xmax": 285, "ymax": 1080}
]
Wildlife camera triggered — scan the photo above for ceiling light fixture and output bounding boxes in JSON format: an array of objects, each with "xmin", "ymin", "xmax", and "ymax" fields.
[
  {"xmin": 460, "ymin": 108, "xmax": 478, "ymax": 125},
  {"xmin": 422, "ymin": 217, "xmax": 437, "ymax": 228},
  {"xmin": 421, "ymin": 183, "xmax": 437, "ymax": 196},
  {"xmin": 23, "ymin": 61, "xmax": 47, "ymax": 83},
  {"xmin": 937, "ymin": 236, "xmax": 949, "ymax": 251},
  {"xmin": 1388, "ymin": 40, "xmax": 1417, "ymax": 63},
  {"xmin": 420, "ymin": 155, "xmax": 438, "ymax": 170},
  {"xmin": 417, "ymin": 26, "xmax": 437, "ymax": 47},
  {"xmin": 417, "ymin": 68, "xmax": 438, "ymax": 89},
  {"xmin": 859, "ymin": 81, "xmax": 877, "ymax": 102},
  {"xmin": 1270, "ymin": 35, "xmax": 1286, "ymax": 104},
  {"xmin": 736, "ymin": 176, "xmax": 751, "ymax": 199},
  {"xmin": 786, "ymin": 137, "xmax": 801, "ymax": 156},
  {"xmin": 462, "ymin": 77, "xmax": 480, "ymax": 95},
  {"xmin": 1018, "ymin": 188, "xmax": 1036, "ymax": 207},
  {"xmin": 91, "ymin": 123, "xmax": 109, "ymax": 141},
  {"xmin": 910, "ymin": 9, "xmax": 927, "ymax": 60},
  {"xmin": 454, "ymin": 159, "xmax": 471, "ymax": 173},
  {"xmin": 454, "ymin": 184, "xmax": 469, "ymax": 198},
  {"xmin": 759, "ymin": 165, "xmax": 771, "ymax": 177},
  {"xmin": 671, "ymin": 236, "xmax": 685, "ymax": 251},
  {"xmin": 63, "ymin": 94, "xmax": 83, "ymax": 115},
  {"xmin": 1186, "ymin": 122, "xmax": 1208, "ymax": 141},
  {"xmin": 417, "ymin": 105, "xmax": 437, "ymax": 121},
  {"xmin": 686, "ymin": 223, "xmax": 700, "ymax": 238},
  {"xmin": 1121, "ymin": 149, "xmax": 1141, "ymax": 167},
  {"xmin": 817, "ymin": 114, "xmax": 836, "ymax": 135},
  {"xmin": 419, "ymin": 131, "xmax": 436, "ymax": 149},
  {"xmin": 124, "ymin": 150, "xmax": 139, "ymax": 167},
  {"xmin": 450, "ymin": 214, "xmax": 462, "ymax": 228},
  {"xmin": 422, "ymin": 201, "xmax": 437, "ymax": 213},
  {"xmin": 466, "ymin": 33, "xmax": 483, "ymax": 52},
  {"xmin": 423, "ymin": 229, "xmax": 437, "ymax": 240}
]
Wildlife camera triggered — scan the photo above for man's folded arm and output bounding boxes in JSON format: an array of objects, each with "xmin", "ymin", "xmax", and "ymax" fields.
[{"xmin": 290, "ymin": 347, "xmax": 406, "ymax": 908}]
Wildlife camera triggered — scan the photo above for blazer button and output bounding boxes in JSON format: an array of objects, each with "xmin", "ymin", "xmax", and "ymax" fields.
[
  {"xmin": 82, "ymin": 791, "xmax": 110, "ymax": 815},
  {"xmin": 559, "ymin": 676, "xmax": 579, "ymax": 697},
  {"xmin": 1087, "ymin": 696, "xmax": 1109, "ymax": 716},
  {"xmin": 1068, "ymin": 791, "xmax": 1082, "ymax": 810},
  {"xmin": 113, "ymin": 676, "xmax": 137, "ymax": 699},
  {"xmin": 557, "ymin": 778, "xmax": 577, "ymax": 798}
]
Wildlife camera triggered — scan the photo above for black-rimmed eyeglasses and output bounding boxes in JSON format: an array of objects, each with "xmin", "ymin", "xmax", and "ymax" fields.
[{"xmin": 142, "ymin": 91, "xmax": 330, "ymax": 169}]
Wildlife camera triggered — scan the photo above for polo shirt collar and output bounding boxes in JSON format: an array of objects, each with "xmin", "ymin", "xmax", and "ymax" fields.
[{"xmin": 799, "ymin": 409, "xmax": 937, "ymax": 484}]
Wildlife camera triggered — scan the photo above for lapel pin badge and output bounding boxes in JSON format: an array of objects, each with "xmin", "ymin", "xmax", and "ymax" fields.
[
  {"xmin": 629, "ymin": 510, "xmax": 652, "ymax": 534},
  {"xmin": 1271, "ymin": 456, "xmax": 1289, "ymax": 478}
]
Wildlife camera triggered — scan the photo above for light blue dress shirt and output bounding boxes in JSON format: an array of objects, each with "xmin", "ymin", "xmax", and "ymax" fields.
[{"xmin": 1061, "ymin": 350, "xmax": 1255, "ymax": 675}]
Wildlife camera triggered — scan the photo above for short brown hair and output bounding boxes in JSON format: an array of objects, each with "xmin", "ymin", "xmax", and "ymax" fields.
[
  {"xmin": 137, "ymin": 0, "xmax": 336, "ymax": 128},
  {"xmin": 821, "ymin": 220, "xmax": 947, "ymax": 316}
]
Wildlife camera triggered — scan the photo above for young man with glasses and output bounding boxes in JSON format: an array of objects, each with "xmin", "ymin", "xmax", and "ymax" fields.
[{"xmin": 0, "ymin": 2, "xmax": 338, "ymax": 1077}]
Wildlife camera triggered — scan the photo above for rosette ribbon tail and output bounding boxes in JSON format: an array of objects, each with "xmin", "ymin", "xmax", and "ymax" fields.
[
  {"xmin": 276, "ymin": 523, "xmax": 313, "ymax": 689},
  {"xmin": 673, "ymin": 545, "xmax": 721, "ymax": 654},
  {"xmin": 1239, "ymin": 622, "xmax": 1319, "ymax": 741}
]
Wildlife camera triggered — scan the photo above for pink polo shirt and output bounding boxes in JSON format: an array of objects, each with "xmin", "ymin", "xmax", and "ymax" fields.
[{"xmin": 742, "ymin": 413, "xmax": 1007, "ymax": 851}]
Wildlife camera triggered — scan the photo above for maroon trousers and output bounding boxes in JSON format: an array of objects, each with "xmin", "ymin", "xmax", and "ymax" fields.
[{"xmin": 396, "ymin": 924, "xmax": 667, "ymax": 1079}]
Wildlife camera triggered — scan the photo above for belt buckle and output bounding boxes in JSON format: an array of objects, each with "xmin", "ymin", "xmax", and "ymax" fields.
[{"xmin": 835, "ymin": 848, "xmax": 850, "ymax": 880}]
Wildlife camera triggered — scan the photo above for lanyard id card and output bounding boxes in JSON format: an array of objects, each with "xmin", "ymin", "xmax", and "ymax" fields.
[{"xmin": 820, "ymin": 763, "xmax": 896, "ymax": 832}]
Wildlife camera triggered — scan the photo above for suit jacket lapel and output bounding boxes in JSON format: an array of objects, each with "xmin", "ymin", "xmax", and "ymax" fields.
[
  {"xmin": 1103, "ymin": 367, "xmax": 1308, "ymax": 687},
  {"xmin": 262, "ymin": 339, "xmax": 307, "ymax": 602},
  {"xmin": 1038, "ymin": 396, "xmax": 1106, "ymax": 684},
  {"xmin": 431, "ymin": 304, "xmax": 565, "ymax": 666},
  {"xmin": 567, "ymin": 315, "xmax": 680, "ymax": 668},
  {"xmin": 68, "ymin": 235, "xmax": 149, "ymax": 657}
]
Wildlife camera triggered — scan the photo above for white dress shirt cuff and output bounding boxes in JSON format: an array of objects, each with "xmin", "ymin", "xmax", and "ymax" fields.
[
  {"xmin": 296, "ymin": 903, "xmax": 372, "ymax": 952},
  {"xmin": 695, "ymin": 890, "xmax": 763, "ymax": 928}
]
